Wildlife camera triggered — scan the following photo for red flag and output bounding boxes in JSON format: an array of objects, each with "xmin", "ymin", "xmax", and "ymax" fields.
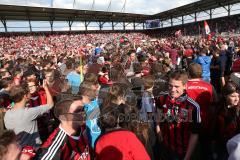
[
  {"xmin": 204, "ymin": 21, "xmax": 211, "ymax": 35},
  {"xmin": 175, "ymin": 30, "xmax": 182, "ymax": 37}
]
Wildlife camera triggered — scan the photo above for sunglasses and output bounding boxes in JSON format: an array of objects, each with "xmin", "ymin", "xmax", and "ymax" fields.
[
  {"xmin": 61, "ymin": 112, "xmax": 86, "ymax": 122},
  {"xmin": 28, "ymin": 85, "xmax": 37, "ymax": 88}
]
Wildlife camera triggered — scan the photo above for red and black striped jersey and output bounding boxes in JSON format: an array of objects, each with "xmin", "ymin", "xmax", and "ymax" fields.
[
  {"xmin": 157, "ymin": 93, "xmax": 201, "ymax": 157},
  {"xmin": 34, "ymin": 127, "xmax": 90, "ymax": 160}
]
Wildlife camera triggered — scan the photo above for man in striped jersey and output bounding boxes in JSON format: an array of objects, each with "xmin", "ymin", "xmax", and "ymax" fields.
[
  {"xmin": 34, "ymin": 85, "xmax": 96, "ymax": 160},
  {"xmin": 156, "ymin": 70, "xmax": 201, "ymax": 160}
]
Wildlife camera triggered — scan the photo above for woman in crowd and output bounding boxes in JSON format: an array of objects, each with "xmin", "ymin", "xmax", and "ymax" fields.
[
  {"xmin": 100, "ymin": 83, "xmax": 128, "ymax": 112},
  {"xmin": 215, "ymin": 82, "xmax": 240, "ymax": 159}
]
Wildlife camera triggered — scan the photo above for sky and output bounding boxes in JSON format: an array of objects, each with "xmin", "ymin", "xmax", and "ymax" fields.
[{"xmin": 0, "ymin": 0, "xmax": 199, "ymax": 15}]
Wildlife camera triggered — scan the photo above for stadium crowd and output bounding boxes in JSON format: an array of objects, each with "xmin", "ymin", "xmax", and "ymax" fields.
[{"xmin": 0, "ymin": 28, "xmax": 240, "ymax": 160}]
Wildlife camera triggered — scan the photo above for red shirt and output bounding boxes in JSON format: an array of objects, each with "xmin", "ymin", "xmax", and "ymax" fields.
[
  {"xmin": 141, "ymin": 66, "xmax": 150, "ymax": 76},
  {"xmin": 232, "ymin": 59, "xmax": 240, "ymax": 72},
  {"xmin": 186, "ymin": 79, "xmax": 214, "ymax": 134},
  {"xmin": 28, "ymin": 88, "xmax": 47, "ymax": 108},
  {"xmin": 157, "ymin": 93, "xmax": 201, "ymax": 157},
  {"xmin": 163, "ymin": 46, "xmax": 178, "ymax": 65},
  {"xmin": 95, "ymin": 130, "xmax": 150, "ymax": 160}
]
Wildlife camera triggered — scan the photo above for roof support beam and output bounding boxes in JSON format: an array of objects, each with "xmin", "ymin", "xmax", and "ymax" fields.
[
  {"xmin": 174, "ymin": 17, "xmax": 182, "ymax": 21},
  {"xmin": 1, "ymin": 20, "xmax": 7, "ymax": 32},
  {"xmin": 201, "ymin": 9, "xmax": 211, "ymax": 16},
  {"xmin": 29, "ymin": 19, "xmax": 32, "ymax": 32},
  {"xmin": 49, "ymin": 20, "xmax": 53, "ymax": 32},
  {"xmin": 26, "ymin": 9, "xmax": 32, "ymax": 32},
  {"xmin": 210, "ymin": 9, "xmax": 212, "ymax": 19},
  {"xmin": 135, "ymin": 22, "xmax": 142, "ymax": 27},
  {"xmin": 195, "ymin": 12, "xmax": 197, "ymax": 22},
  {"xmin": 133, "ymin": 21, "xmax": 135, "ymax": 30},
  {"xmin": 217, "ymin": 3, "xmax": 232, "ymax": 16},
  {"xmin": 97, "ymin": 21, "xmax": 105, "ymax": 30},
  {"xmin": 113, "ymin": 22, "xmax": 119, "ymax": 27},
  {"xmin": 228, "ymin": 4, "xmax": 231, "ymax": 16},
  {"xmin": 85, "ymin": 20, "xmax": 90, "ymax": 31},
  {"xmin": 68, "ymin": 20, "xmax": 73, "ymax": 31}
]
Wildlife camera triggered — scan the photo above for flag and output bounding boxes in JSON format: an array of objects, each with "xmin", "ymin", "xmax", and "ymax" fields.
[
  {"xmin": 204, "ymin": 21, "xmax": 211, "ymax": 35},
  {"xmin": 79, "ymin": 54, "xmax": 84, "ymax": 83},
  {"xmin": 175, "ymin": 30, "xmax": 182, "ymax": 37}
]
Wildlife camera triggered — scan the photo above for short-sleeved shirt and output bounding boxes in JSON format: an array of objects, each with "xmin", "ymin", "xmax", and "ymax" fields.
[
  {"xmin": 4, "ymin": 104, "xmax": 51, "ymax": 148},
  {"xmin": 186, "ymin": 78, "xmax": 214, "ymax": 135},
  {"xmin": 66, "ymin": 71, "xmax": 81, "ymax": 94}
]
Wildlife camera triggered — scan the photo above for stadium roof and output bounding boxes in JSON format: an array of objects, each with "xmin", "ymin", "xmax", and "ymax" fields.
[
  {"xmin": 0, "ymin": 4, "xmax": 150, "ymax": 23},
  {"xmin": 0, "ymin": 0, "xmax": 240, "ymax": 23},
  {"xmin": 153, "ymin": 0, "xmax": 240, "ymax": 20}
]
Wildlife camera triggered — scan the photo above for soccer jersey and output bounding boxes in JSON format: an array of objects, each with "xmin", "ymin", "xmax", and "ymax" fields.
[
  {"xmin": 28, "ymin": 88, "xmax": 47, "ymax": 108},
  {"xmin": 157, "ymin": 93, "xmax": 201, "ymax": 157},
  {"xmin": 35, "ymin": 127, "xmax": 90, "ymax": 160},
  {"xmin": 186, "ymin": 78, "xmax": 214, "ymax": 135}
]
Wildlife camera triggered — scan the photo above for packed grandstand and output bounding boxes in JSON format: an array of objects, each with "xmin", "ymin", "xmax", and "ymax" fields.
[{"xmin": 1, "ymin": 0, "xmax": 240, "ymax": 160}]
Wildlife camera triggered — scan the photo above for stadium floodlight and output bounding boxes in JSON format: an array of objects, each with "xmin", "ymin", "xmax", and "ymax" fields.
[
  {"xmin": 107, "ymin": 0, "xmax": 112, "ymax": 12},
  {"xmin": 121, "ymin": 0, "xmax": 126, "ymax": 13},
  {"xmin": 51, "ymin": 0, "xmax": 54, "ymax": 8},
  {"xmin": 91, "ymin": 0, "xmax": 95, "ymax": 10},
  {"xmin": 73, "ymin": 0, "xmax": 76, "ymax": 9}
]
